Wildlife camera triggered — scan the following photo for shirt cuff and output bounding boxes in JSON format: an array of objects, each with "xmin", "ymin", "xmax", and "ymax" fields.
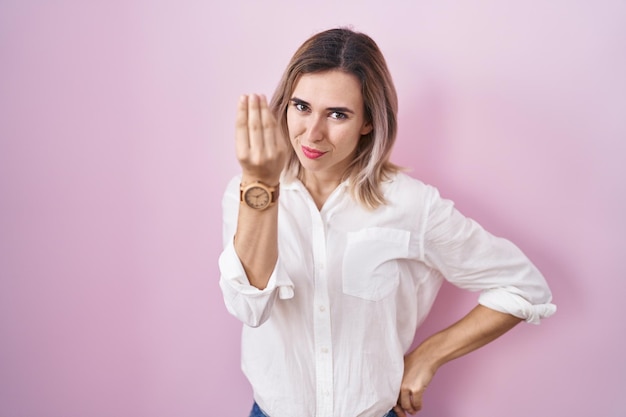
[
  {"xmin": 218, "ymin": 239, "xmax": 294, "ymax": 327},
  {"xmin": 478, "ymin": 287, "xmax": 557, "ymax": 325}
]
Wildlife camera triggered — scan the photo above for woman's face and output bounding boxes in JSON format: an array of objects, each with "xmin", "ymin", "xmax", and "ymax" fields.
[{"xmin": 286, "ymin": 70, "xmax": 372, "ymax": 182}]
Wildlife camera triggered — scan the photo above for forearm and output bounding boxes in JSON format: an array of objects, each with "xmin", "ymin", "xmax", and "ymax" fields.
[
  {"xmin": 396, "ymin": 304, "xmax": 521, "ymax": 415},
  {"xmin": 234, "ymin": 202, "xmax": 279, "ymax": 290},
  {"xmin": 409, "ymin": 304, "xmax": 521, "ymax": 372}
]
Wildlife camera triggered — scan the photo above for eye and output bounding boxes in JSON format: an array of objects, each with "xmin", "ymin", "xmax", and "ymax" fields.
[
  {"xmin": 291, "ymin": 100, "xmax": 309, "ymax": 112},
  {"xmin": 329, "ymin": 111, "xmax": 347, "ymax": 120}
]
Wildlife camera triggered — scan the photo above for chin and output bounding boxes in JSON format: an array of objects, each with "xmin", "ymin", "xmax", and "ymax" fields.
[{"xmin": 298, "ymin": 158, "xmax": 326, "ymax": 173}]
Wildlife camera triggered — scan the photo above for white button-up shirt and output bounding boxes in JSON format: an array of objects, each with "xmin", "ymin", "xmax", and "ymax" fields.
[{"xmin": 219, "ymin": 172, "xmax": 555, "ymax": 417}]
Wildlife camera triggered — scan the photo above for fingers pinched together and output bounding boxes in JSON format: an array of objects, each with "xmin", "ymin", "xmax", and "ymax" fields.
[{"xmin": 235, "ymin": 94, "xmax": 288, "ymax": 184}]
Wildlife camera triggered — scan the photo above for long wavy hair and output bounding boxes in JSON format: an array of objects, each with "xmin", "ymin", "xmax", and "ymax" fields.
[{"xmin": 270, "ymin": 28, "xmax": 401, "ymax": 209}]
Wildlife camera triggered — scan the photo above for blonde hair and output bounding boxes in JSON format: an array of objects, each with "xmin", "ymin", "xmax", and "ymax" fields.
[{"xmin": 270, "ymin": 28, "xmax": 401, "ymax": 209}]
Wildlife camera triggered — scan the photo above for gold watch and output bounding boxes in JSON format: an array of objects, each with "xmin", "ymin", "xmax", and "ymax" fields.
[{"xmin": 240, "ymin": 181, "xmax": 280, "ymax": 210}]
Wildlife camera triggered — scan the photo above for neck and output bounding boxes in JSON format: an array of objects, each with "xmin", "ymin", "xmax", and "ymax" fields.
[{"xmin": 301, "ymin": 171, "xmax": 343, "ymax": 210}]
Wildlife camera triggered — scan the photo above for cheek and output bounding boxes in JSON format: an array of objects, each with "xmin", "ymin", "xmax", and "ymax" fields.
[{"xmin": 334, "ymin": 126, "xmax": 361, "ymax": 148}]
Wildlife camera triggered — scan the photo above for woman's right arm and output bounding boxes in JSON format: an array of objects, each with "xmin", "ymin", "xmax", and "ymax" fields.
[{"xmin": 233, "ymin": 94, "xmax": 288, "ymax": 289}]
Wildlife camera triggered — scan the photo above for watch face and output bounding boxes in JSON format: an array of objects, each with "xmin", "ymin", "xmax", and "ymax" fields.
[{"xmin": 244, "ymin": 186, "xmax": 271, "ymax": 209}]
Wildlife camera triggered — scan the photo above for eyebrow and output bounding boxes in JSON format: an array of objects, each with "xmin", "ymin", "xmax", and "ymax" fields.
[{"xmin": 290, "ymin": 97, "xmax": 355, "ymax": 114}]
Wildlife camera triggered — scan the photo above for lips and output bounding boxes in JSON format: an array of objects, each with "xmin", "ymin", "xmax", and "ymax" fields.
[{"xmin": 301, "ymin": 145, "xmax": 327, "ymax": 159}]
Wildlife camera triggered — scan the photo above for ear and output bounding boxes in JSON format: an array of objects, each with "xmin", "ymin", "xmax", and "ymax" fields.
[{"xmin": 360, "ymin": 122, "xmax": 373, "ymax": 136}]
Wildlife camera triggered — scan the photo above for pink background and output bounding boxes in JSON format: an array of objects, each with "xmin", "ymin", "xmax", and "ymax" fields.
[{"xmin": 1, "ymin": 1, "xmax": 624, "ymax": 416}]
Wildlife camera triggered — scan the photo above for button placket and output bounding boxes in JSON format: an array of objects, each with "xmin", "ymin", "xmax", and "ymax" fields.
[{"xmin": 310, "ymin": 203, "xmax": 334, "ymax": 417}]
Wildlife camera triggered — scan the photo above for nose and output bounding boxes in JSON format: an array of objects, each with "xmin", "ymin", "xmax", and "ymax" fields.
[{"xmin": 303, "ymin": 115, "xmax": 325, "ymax": 143}]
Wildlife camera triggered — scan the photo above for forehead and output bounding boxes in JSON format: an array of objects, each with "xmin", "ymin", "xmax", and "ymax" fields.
[{"xmin": 292, "ymin": 70, "xmax": 364, "ymax": 108}]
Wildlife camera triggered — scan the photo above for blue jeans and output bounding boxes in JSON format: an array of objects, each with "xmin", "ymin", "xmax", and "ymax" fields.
[{"xmin": 249, "ymin": 402, "xmax": 398, "ymax": 417}]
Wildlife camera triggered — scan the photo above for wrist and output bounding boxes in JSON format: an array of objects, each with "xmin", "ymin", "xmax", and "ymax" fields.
[
  {"xmin": 240, "ymin": 173, "xmax": 281, "ymax": 186},
  {"xmin": 408, "ymin": 338, "xmax": 446, "ymax": 372},
  {"xmin": 240, "ymin": 180, "xmax": 280, "ymax": 210}
]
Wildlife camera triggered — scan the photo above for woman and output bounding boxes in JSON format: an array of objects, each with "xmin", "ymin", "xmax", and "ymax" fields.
[{"xmin": 219, "ymin": 28, "xmax": 555, "ymax": 417}]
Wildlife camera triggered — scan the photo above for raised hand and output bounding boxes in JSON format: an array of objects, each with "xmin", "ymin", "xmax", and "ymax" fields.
[{"xmin": 235, "ymin": 94, "xmax": 288, "ymax": 185}]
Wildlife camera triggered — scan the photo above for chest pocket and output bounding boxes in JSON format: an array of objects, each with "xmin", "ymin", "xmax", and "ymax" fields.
[{"xmin": 342, "ymin": 227, "xmax": 411, "ymax": 301}]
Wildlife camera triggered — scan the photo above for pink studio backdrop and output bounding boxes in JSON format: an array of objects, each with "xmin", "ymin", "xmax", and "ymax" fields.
[{"xmin": 1, "ymin": 1, "xmax": 624, "ymax": 416}]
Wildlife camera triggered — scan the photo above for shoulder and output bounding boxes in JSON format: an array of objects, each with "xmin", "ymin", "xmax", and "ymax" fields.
[
  {"xmin": 370, "ymin": 172, "xmax": 447, "ymax": 227},
  {"xmin": 382, "ymin": 171, "xmax": 440, "ymax": 203}
]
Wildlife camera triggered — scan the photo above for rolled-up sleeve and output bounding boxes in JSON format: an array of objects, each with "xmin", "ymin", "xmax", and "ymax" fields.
[
  {"xmin": 219, "ymin": 241, "xmax": 294, "ymax": 327},
  {"xmin": 218, "ymin": 176, "xmax": 294, "ymax": 327},
  {"xmin": 422, "ymin": 186, "xmax": 556, "ymax": 324}
]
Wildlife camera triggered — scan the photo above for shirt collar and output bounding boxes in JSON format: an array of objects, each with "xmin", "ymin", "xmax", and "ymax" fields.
[{"xmin": 281, "ymin": 176, "xmax": 350, "ymax": 191}]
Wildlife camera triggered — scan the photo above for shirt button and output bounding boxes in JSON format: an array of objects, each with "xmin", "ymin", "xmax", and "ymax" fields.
[
  {"xmin": 319, "ymin": 305, "xmax": 326, "ymax": 312},
  {"xmin": 321, "ymin": 347, "xmax": 328, "ymax": 353}
]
